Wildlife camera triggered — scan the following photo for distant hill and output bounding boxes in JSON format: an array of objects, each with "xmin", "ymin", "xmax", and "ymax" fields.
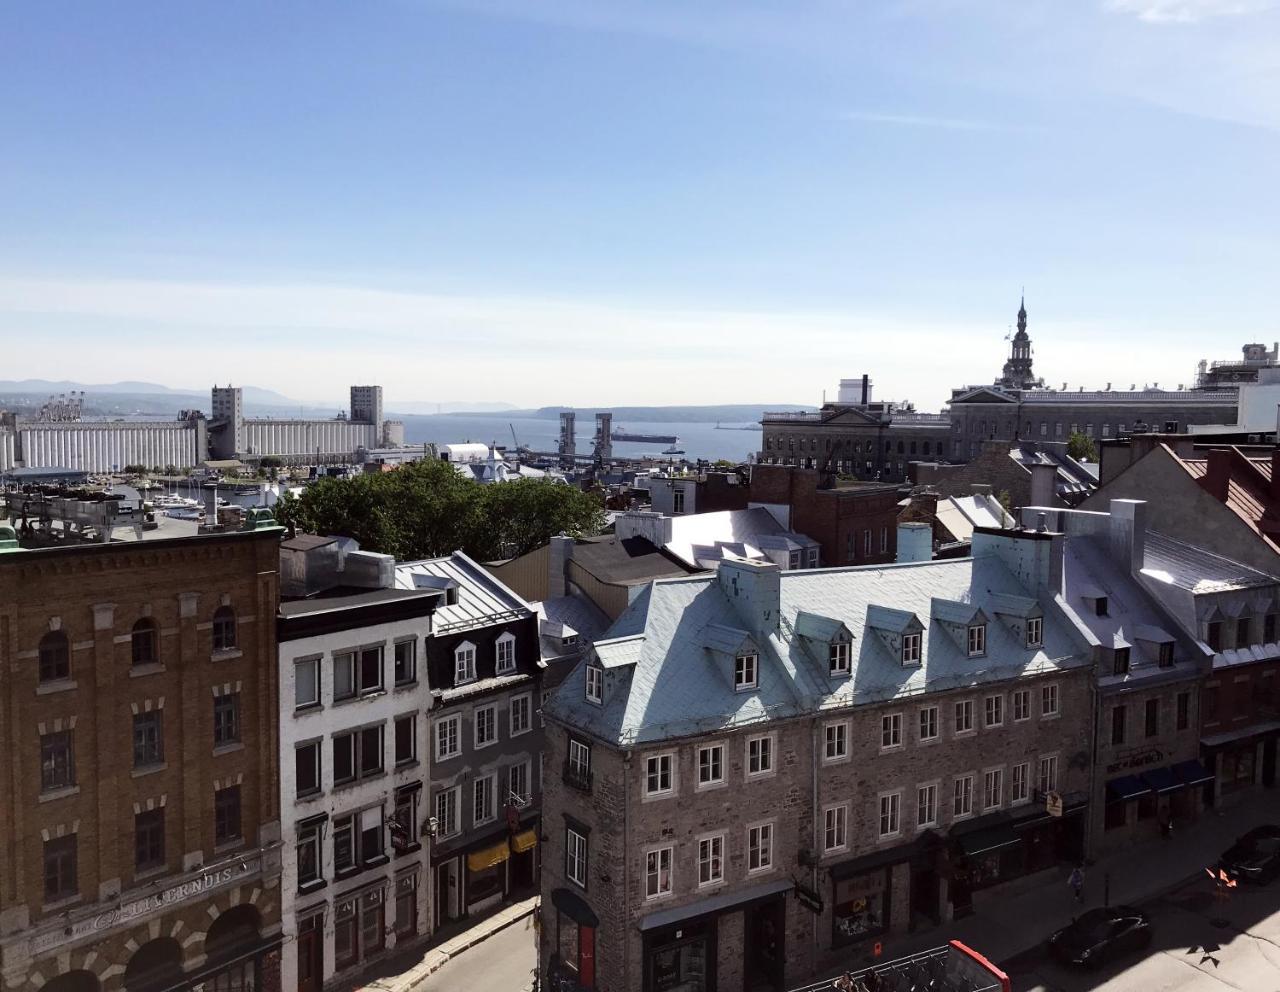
[{"xmin": 0, "ymin": 379, "xmax": 295, "ymax": 406}]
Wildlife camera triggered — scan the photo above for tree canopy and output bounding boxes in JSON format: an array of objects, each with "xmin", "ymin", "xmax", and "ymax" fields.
[
  {"xmin": 1066, "ymin": 432, "xmax": 1098, "ymax": 463},
  {"xmin": 273, "ymin": 459, "xmax": 604, "ymax": 562}
]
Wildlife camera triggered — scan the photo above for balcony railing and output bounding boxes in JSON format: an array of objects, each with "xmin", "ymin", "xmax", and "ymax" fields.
[
  {"xmin": 562, "ymin": 760, "xmax": 592, "ymax": 793},
  {"xmin": 762, "ymin": 411, "xmax": 823, "ymax": 422}
]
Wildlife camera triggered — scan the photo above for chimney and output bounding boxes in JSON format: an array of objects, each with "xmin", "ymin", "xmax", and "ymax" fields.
[
  {"xmin": 861, "ymin": 373, "xmax": 870, "ymax": 405},
  {"xmin": 896, "ymin": 522, "xmax": 932, "ymax": 563},
  {"xmin": 1203, "ymin": 448, "xmax": 1232, "ymax": 503},
  {"xmin": 1028, "ymin": 462, "xmax": 1057, "ymax": 509},
  {"xmin": 1107, "ymin": 499, "xmax": 1147, "ymax": 575},
  {"xmin": 716, "ymin": 558, "xmax": 782, "ymax": 636},
  {"xmin": 548, "ymin": 533, "xmax": 573, "ymax": 600},
  {"xmin": 972, "ymin": 525, "xmax": 1064, "ymax": 593},
  {"xmin": 970, "ymin": 483, "xmax": 993, "ymax": 497}
]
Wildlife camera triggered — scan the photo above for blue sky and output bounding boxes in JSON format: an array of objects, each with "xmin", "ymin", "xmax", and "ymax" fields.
[{"xmin": 2, "ymin": 0, "xmax": 1277, "ymax": 408}]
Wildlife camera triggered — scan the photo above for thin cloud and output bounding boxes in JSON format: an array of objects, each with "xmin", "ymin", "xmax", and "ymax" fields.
[
  {"xmin": 838, "ymin": 110, "xmax": 1010, "ymax": 132},
  {"xmin": 1105, "ymin": 0, "xmax": 1278, "ymax": 23}
]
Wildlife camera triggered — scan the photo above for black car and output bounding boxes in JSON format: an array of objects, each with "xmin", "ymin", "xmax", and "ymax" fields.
[
  {"xmin": 1048, "ymin": 906, "xmax": 1151, "ymax": 967},
  {"xmin": 1220, "ymin": 825, "xmax": 1280, "ymax": 884}
]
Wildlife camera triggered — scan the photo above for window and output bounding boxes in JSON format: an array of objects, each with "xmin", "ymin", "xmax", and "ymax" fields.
[
  {"xmin": 824, "ymin": 722, "xmax": 849, "ymax": 762},
  {"xmin": 1041, "ymin": 683, "xmax": 1059, "ymax": 718},
  {"xmin": 435, "ymin": 787, "xmax": 460, "ymax": 839},
  {"xmin": 334, "ymin": 808, "xmax": 386, "ymax": 874},
  {"xmin": 1113, "ymin": 647, "xmax": 1131, "ymax": 676},
  {"xmin": 213, "ymin": 693, "xmax": 240, "ymax": 747},
  {"xmin": 878, "ymin": 793, "xmax": 901, "ymax": 838},
  {"xmin": 919, "ymin": 706, "xmax": 939, "ymax": 742},
  {"xmin": 334, "ymin": 725, "xmax": 384, "ymax": 785},
  {"xmin": 297, "ymin": 819, "xmax": 323, "ymax": 887},
  {"xmin": 864, "ymin": 530, "xmax": 872, "ymax": 555},
  {"xmin": 135, "ymin": 808, "xmax": 165, "ymax": 871},
  {"xmin": 215, "ymin": 785, "xmax": 242, "ymax": 845},
  {"xmin": 40, "ymin": 730, "xmax": 75, "ymax": 792},
  {"xmin": 735, "ymin": 653, "xmax": 758, "ymax": 691},
  {"xmin": 133, "ymin": 711, "xmax": 163, "ymax": 768},
  {"xmin": 984, "ymin": 694, "xmax": 1004, "ymax": 728},
  {"xmin": 508, "ymin": 760, "xmax": 530, "ymax": 804},
  {"xmin": 294, "ymin": 657, "xmax": 320, "ymax": 709},
  {"xmin": 38, "ymin": 631, "xmax": 70, "ymax": 683},
  {"xmin": 953, "ymin": 775, "xmax": 973, "ymax": 818},
  {"xmin": 296, "ymin": 741, "xmax": 321, "ymax": 798},
  {"xmin": 473, "ymin": 773, "xmax": 496, "ymax": 825},
  {"xmin": 333, "ymin": 647, "xmax": 384, "ymax": 701},
  {"xmin": 510, "ymin": 693, "xmax": 532, "ymax": 736},
  {"xmin": 567, "ymin": 827, "xmax": 588, "ymax": 888},
  {"xmin": 1111, "ymin": 705, "xmax": 1127, "ymax": 745},
  {"xmin": 824, "ymin": 805, "xmax": 849, "ymax": 852},
  {"xmin": 1038, "ymin": 754, "xmax": 1059, "ymax": 796},
  {"xmin": 645, "ymin": 754, "xmax": 674, "ymax": 797},
  {"xmin": 1011, "ymin": 762, "xmax": 1029, "ymax": 804},
  {"xmin": 968, "ymin": 624, "xmax": 987, "ymax": 657},
  {"xmin": 917, "ymin": 784, "xmax": 938, "ymax": 828},
  {"xmin": 212, "ymin": 606, "xmax": 237, "ymax": 651},
  {"xmin": 1176, "ymin": 691, "xmax": 1190, "ymax": 731},
  {"xmin": 698, "ymin": 834, "xmax": 724, "ymax": 886},
  {"xmin": 954, "ymin": 699, "xmax": 974, "ymax": 734},
  {"xmin": 454, "ymin": 642, "xmax": 477, "ymax": 684},
  {"xmin": 983, "ymin": 768, "xmax": 1003, "ymax": 810},
  {"xmin": 394, "ymin": 639, "xmax": 417, "ymax": 686},
  {"xmin": 1207, "ymin": 621, "xmax": 1223, "ymax": 652},
  {"xmin": 645, "ymin": 847, "xmax": 673, "ymax": 899},
  {"xmin": 435, "ymin": 715, "xmax": 461, "ymax": 761},
  {"xmin": 567, "ymin": 739, "xmax": 591, "ymax": 789},
  {"xmin": 335, "ymin": 888, "xmax": 386, "ymax": 969},
  {"xmin": 748, "ymin": 822, "xmax": 773, "ymax": 872},
  {"xmin": 901, "ymin": 633, "xmax": 921, "ymax": 665},
  {"xmin": 1026, "ymin": 617, "xmax": 1043, "ymax": 648},
  {"xmin": 474, "ymin": 705, "xmax": 497, "ymax": 748},
  {"xmin": 1267, "ymin": 614, "xmax": 1277, "ymax": 643},
  {"xmin": 585, "ymin": 664, "xmax": 603, "ymax": 704},
  {"xmin": 672, "ymin": 488, "xmax": 686, "ymax": 514},
  {"xmin": 395, "ymin": 714, "xmax": 417, "ymax": 765},
  {"xmin": 829, "ymin": 641, "xmax": 851, "ymax": 675},
  {"xmin": 747, "ymin": 735, "xmax": 773, "ymax": 777},
  {"xmin": 880, "ymin": 527, "xmax": 889, "ymax": 554},
  {"xmin": 131, "ymin": 618, "xmax": 157, "ymax": 667},
  {"xmin": 1012, "ymin": 689, "xmax": 1030, "ymax": 722},
  {"xmin": 1158, "ymin": 642, "xmax": 1175, "ymax": 668},
  {"xmin": 396, "ymin": 873, "xmax": 419, "ymax": 939},
  {"xmin": 1144, "ymin": 698, "xmax": 1159, "ymax": 738},
  {"xmin": 495, "ymin": 633, "xmax": 517, "ymax": 674},
  {"xmin": 698, "ymin": 744, "xmax": 724, "ymax": 788},
  {"xmin": 881, "ymin": 712, "xmax": 903, "ymax": 749},
  {"xmin": 43, "ymin": 835, "xmax": 77, "ymax": 902}
]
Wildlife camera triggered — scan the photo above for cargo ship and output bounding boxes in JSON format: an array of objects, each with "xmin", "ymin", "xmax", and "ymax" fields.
[{"xmin": 611, "ymin": 429, "xmax": 679, "ymax": 444}]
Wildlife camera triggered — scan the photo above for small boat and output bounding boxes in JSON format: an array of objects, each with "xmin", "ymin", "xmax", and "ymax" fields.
[
  {"xmin": 163, "ymin": 507, "xmax": 204, "ymax": 520},
  {"xmin": 152, "ymin": 494, "xmax": 200, "ymax": 510},
  {"xmin": 661, "ymin": 445, "xmax": 685, "ymax": 455}
]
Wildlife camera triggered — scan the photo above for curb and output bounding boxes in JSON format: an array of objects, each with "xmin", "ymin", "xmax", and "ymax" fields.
[{"xmin": 403, "ymin": 905, "xmax": 537, "ymax": 990}]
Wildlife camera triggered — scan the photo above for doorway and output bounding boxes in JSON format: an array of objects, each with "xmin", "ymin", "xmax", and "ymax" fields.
[
  {"xmin": 296, "ymin": 914, "xmax": 323, "ymax": 992},
  {"xmin": 435, "ymin": 859, "xmax": 460, "ymax": 929},
  {"xmin": 911, "ymin": 866, "xmax": 940, "ymax": 927},
  {"xmin": 744, "ymin": 899, "xmax": 785, "ymax": 992}
]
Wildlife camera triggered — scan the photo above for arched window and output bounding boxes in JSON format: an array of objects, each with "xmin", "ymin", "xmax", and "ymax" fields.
[
  {"xmin": 39, "ymin": 631, "xmax": 70, "ymax": 683},
  {"xmin": 495, "ymin": 631, "xmax": 517, "ymax": 675},
  {"xmin": 131, "ymin": 619, "xmax": 157, "ymax": 667},
  {"xmin": 123, "ymin": 937, "xmax": 183, "ymax": 992},
  {"xmin": 204, "ymin": 904, "xmax": 262, "ymax": 964},
  {"xmin": 212, "ymin": 606, "xmax": 237, "ymax": 652}
]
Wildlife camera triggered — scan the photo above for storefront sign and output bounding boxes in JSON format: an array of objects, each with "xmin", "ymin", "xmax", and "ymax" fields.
[
  {"xmin": 794, "ymin": 883, "xmax": 823, "ymax": 915},
  {"xmin": 833, "ymin": 869, "xmax": 888, "ymax": 946},
  {"xmin": 1106, "ymin": 746, "xmax": 1165, "ymax": 775},
  {"xmin": 1045, "ymin": 791, "xmax": 1063, "ymax": 818}
]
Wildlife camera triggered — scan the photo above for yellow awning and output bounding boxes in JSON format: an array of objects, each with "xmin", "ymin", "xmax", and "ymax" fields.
[
  {"xmin": 511, "ymin": 829, "xmax": 539, "ymax": 854},
  {"xmin": 467, "ymin": 840, "xmax": 511, "ymax": 873}
]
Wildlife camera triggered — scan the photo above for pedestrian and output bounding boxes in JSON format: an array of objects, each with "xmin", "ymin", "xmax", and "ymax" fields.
[
  {"xmin": 1068, "ymin": 864, "xmax": 1085, "ymax": 904},
  {"xmin": 863, "ymin": 968, "xmax": 881, "ymax": 992},
  {"xmin": 833, "ymin": 973, "xmax": 855, "ymax": 992}
]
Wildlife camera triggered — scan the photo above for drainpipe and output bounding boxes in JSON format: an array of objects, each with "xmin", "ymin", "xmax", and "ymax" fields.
[
  {"xmin": 811, "ymin": 715, "xmax": 820, "ymax": 972},
  {"xmin": 623, "ymin": 749, "xmax": 632, "ymax": 992}
]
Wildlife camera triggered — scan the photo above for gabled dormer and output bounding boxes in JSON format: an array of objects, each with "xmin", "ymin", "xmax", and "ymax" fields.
[
  {"xmin": 1133, "ymin": 624, "xmax": 1177, "ymax": 668},
  {"xmin": 866, "ymin": 605, "xmax": 924, "ymax": 667},
  {"xmin": 702, "ymin": 623, "xmax": 761, "ymax": 692},
  {"xmin": 585, "ymin": 634, "xmax": 644, "ymax": 708},
  {"xmin": 1079, "ymin": 584, "xmax": 1109, "ymax": 618},
  {"xmin": 930, "ymin": 598, "xmax": 990, "ymax": 658},
  {"xmin": 794, "ymin": 611, "xmax": 854, "ymax": 676},
  {"xmin": 989, "ymin": 593, "xmax": 1045, "ymax": 649}
]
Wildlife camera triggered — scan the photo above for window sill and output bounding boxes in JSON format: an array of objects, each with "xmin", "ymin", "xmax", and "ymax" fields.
[
  {"xmin": 434, "ymin": 752, "xmax": 461, "ymax": 763},
  {"xmin": 474, "ymin": 739, "xmax": 499, "ymax": 750},
  {"xmin": 333, "ymin": 690, "xmax": 387, "ymax": 707},
  {"xmin": 132, "ymin": 762, "xmax": 167, "ymax": 779},
  {"xmin": 214, "ymin": 838, "xmax": 245, "ymax": 855},
  {"xmin": 394, "ymin": 680, "xmax": 419, "ymax": 691},
  {"xmin": 695, "ymin": 780, "xmax": 727, "ymax": 793},
  {"xmin": 294, "ymin": 702, "xmax": 323, "ymax": 716},
  {"xmin": 744, "ymin": 771, "xmax": 776, "ymax": 782},
  {"xmin": 363, "ymin": 854, "xmax": 391, "ymax": 869},
  {"xmin": 1041, "ymin": 713, "xmax": 1060, "ymax": 721},
  {"xmin": 213, "ymin": 742, "xmax": 245, "ymax": 756},
  {"xmin": 297, "ymin": 878, "xmax": 328, "ymax": 897},
  {"xmin": 38, "ymin": 785, "xmax": 80, "ymax": 804},
  {"xmin": 510, "ymin": 727, "xmax": 533, "ymax": 739},
  {"xmin": 211, "ymin": 648, "xmax": 243, "ymax": 663},
  {"xmin": 129, "ymin": 663, "xmax": 167, "ymax": 679},
  {"xmin": 395, "ymin": 758, "xmax": 420, "ymax": 772},
  {"xmin": 42, "ymin": 894, "xmax": 82, "ymax": 914},
  {"xmin": 36, "ymin": 679, "xmax": 78, "ymax": 696},
  {"xmin": 395, "ymin": 842, "xmax": 423, "ymax": 858},
  {"xmin": 296, "ymin": 789, "xmax": 324, "ymax": 804},
  {"xmin": 134, "ymin": 864, "xmax": 168, "ymax": 883}
]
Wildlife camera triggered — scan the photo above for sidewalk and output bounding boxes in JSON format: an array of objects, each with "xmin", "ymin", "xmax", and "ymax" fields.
[
  {"xmin": 822, "ymin": 795, "xmax": 1276, "ymax": 980},
  {"xmin": 359, "ymin": 895, "xmax": 539, "ymax": 991}
]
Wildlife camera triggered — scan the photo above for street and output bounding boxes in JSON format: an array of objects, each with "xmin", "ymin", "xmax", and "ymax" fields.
[
  {"xmin": 1005, "ymin": 871, "xmax": 1280, "ymax": 992},
  {"xmin": 414, "ymin": 912, "xmax": 538, "ymax": 992}
]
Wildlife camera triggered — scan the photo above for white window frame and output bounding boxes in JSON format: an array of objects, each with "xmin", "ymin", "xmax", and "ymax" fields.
[
  {"xmin": 984, "ymin": 694, "xmax": 1004, "ymax": 728},
  {"xmin": 697, "ymin": 743, "xmax": 725, "ymax": 790},
  {"xmin": 829, "ymin": 641, "xmax": 851, "ymax": 676},
  {"xmin": 473, "ymin": 773, "xmax": 497, "ymax": 826},
  {"xmin": 880, "ymin": 712, "xmax": 903, "ymax": 750},
  {"xmin": 734, "ymin": 653, "xmax": 758, "ymax": 691},
  {"xmin": 473, "ymin": 704, "xmax": 498, "ymax": 750},
  {"xmin": 823, "ymin": 721, "xmax": 849, "ymax": 763},
  {"xmin": 983, "ymin": 767, "xmax": 1004, "ymax": 811},
  {"xmin": 1011, "ymin": 762, "xmax": 1030, "ymax": 805},
  {"xmin": 585, "ymin": 664, "xmax": 603, "ymax": 705},
  {"xmin": 566, "ymin": 827, "xmax": 588, "ymax": 889},
  {"xmin": 697, "ymin": 832, "xmax": 724, "ymax": 888},
  {"xmin": 294, "ymin": 656, "xmax": 321, "ymax": 710},
  {"xmin": 954, "ymin": 699, "xmax": 975, "ymax": 735},
  {"xmin": 1012, "ymin": 689, "xmax": 1030, "ymax": 723},
  {"xmin": 878, "ymin": 791, "xmax": 902, "ymax": 840},
  {"xmin": 1038, "ymin": 753, "xmax": 1059, "ymax": 796},
  {"xmin": 495, "ymin": 632, "xmax": 517, "ymax": 675},
  {"xmin": 1041, "ymin": 683, "xmax": 1060, "ymax": 719},
  {"xmin": 746, "ymin": 734, "xmax": 775, "ymax": 779},
  {"xmin": 509, "ymin": 693, "xmax": 532, "ymax": 737},
  {"xmin": 434, "ymin": 714, "xmax": 461, "ymax": 762},
  {"xmin": 916, "ymin": 782, "xmax": 938, "ymax": 829},
  {"xmin": 953, "ymin": 773, "xmax": 974, "ymax": 819},
  {"xmin": 644, "ymin": 752, "xmax": 675, "ymax": 799},
  {"xmin": 901, "ymin": 633, "xmax": 921, "ymax": 665},
  {"xmin": 918, "ymin": 705, "xmax": 939, "ymax": 743},
  {"xmin": 568, "ymin": 739, "xmax": 591, "ymax": 780},
  {"xmin": 823, "ymin": 803, "xmax": 849, "ymax": 854},
  {"xmin": 508, "ymin": 759, "xmax": 531, "ymax": 805},
  {"xmin": 747, "ymin": 821, "xmax": 774, "ymax": 874},
  {"xmin": 435, "ymin": 785, "xmax": 460, "ymax": 839},
  {"xmin": 967, "ymin": 624, "xmax": 986, "ymax": 657},
  {"xmin": 454, "ymin": 641, "xmax": 477, "ymax": 685},
  {"xmin": 1026, "ymin": 617, "xmax": 1043, "ymax": 648},
  {"xmin": 644, "ymin": 845, "xmax": 674, "ymax": 900}
]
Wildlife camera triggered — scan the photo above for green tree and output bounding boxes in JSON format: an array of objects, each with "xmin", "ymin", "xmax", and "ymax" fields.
[{"xmin": 1066, "ymin": 432, "xmax": 1098, "ymax": 462}]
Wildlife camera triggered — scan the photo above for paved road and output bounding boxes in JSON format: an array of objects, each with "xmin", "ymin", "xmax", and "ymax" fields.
[
  {"xmin": 416, "ymin": 912, "xmax": 538, "ymax": 992},
  {"xmin": 1005, "ymin": 871, "xmax": 1280, "ymax": 991}
]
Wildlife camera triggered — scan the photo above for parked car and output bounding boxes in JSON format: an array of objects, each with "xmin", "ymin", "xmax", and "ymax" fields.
[
  {"xmin": 1220, "ymin": 825, "xmax": 1280, "ymax": 885},
  {"xmin": 1048, "ymin": 906, "xmax": 1152, "ymax": 967}
]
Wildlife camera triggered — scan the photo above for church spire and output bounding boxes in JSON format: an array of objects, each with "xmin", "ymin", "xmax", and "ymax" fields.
[{"xmin": 998, "ymin": 292, "xmax": 1037, "ymax": 390}]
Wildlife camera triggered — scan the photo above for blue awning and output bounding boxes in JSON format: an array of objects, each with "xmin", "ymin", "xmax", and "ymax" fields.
[
  {"xmin": 1140, "ymin": 766, "xmax": 1184, "ymax": 795},
  {"xmin": 1173, "ymin": 759, "xmax": 1215, "ymax": 787},
  {"xmin": 1106, "ymin": 775, "xmax": 1150, "ymax": 802}
]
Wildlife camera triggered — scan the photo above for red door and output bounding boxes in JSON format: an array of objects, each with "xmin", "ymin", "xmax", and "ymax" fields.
[
  {"xmin": 297, "ymin": 916, "xmax": 323, "ymax": 992},
  {"xmin": 579, "ymin": 926, "xmax": 596, "ymax": 989}
]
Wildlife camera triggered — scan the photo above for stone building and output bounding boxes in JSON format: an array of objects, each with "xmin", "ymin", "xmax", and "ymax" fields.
[
  {"xmin": 0, "ymin": 519, "xmax": 286, "ymax": 992},
  {"xmin": 910, "ymin": 440, "xmax": 1097, "ymax": 511}
]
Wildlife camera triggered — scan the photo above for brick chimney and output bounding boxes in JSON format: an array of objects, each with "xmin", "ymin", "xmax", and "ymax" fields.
[{"xmin": 1203, "ymin": 448, "xmax": 1232, "ymax": 503}]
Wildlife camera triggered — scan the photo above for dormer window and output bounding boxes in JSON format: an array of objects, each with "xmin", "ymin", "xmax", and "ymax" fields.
[
  {"xmin": 1207, "ymin": 621, "xmax": 1223, "ymax": 652},
  {"xmin": 829, "ymin": 642, "xmax": 851, "ymax": 676},
  {"xmin": 1094, "ymin": 597, "xmax": 1109, "ymax": 617},
  {"xmin": 562, "ymin": 634, "xmax": 578, "ymax": 648},
  {"xmin": 735, "ymin": 653, "xmax": 758, "ymax": 691},
  {"xmin": 1026, "ymin": 617, "xmax": 1043, "ymax": 648},
  {"xmin": 454, "ymin": 642, "xmax": 476, "ymax": 684},
  {"xmin": 967, "ymin": 624, "xmax": 986, "ymax": 658},
  {"xmin": 901, "ymin": 633, "xmax": 921, "ymax": 665},
  {"xmin": 585, "ymin": 664, "xmax": 603, "ymax": 704},
  {"xmin": 1113, "ymin": 647, "xmax": 1130, "ymax": 676},
  {"xmin": 495, "ymin": 632, "xmax": 517, "ymax": 675},
  {"xmin": 1158, "ymin": 642, "xmax": 1174, "ymax": 668}
]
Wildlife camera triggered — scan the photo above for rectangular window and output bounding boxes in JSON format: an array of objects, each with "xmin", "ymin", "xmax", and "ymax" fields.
[
  {"xmin": 917, "ymin": 784, "xmax": 938, "ymax": 828},
  {"xmin": 954, "ymin": 699, "xmax": 974, "ymax": 734},
  {"xmin": 1026, "ymin": 617, "xmax": 1043, "ymax": 648},
  {"xmin": 362, "ymin": 889, "xmax": 386, "ymax": 961},
  {"xmin": 1207, "ymin": 621, "xmax": 1223, "ymax": 652},
  {"xmin": 132, "ymin": 711, "xmax": 164, "ymax": 768},
  {"xmin": 135, "ymin": 808, "xmax": 165, "ymax": 871},
  {"xmin": 294, "ymin": 657, "xmax": 320, "ymax": 709},
  {"xmin": 880, "ymin": 527, "xmax": 889, "ymax": 554},
  {"xmin": 1266, "ymin": 614, "xmax": 1277, "ymax": 643},
  {"xmin": 1113, "ymin": 647, "xmax": 1131, "ymax": 676},
  {"xmin": 1158, "ymin": 642, "xmax": 1175, "ymax": 668},
  {"xmin": 953, "ymin": 775, "xmax": 973, "ymax": 817},
  {"xmin": 901, "ymin": 633, "xmax": 921, "ymax": 664},
  {"xmin": 568, "ymin": 739, "xmax": 591, "ymax": 785},
  {"xmin": 473, "ymin": 773, "xmax": 496, "ymax": 825},
  {"xmin": 454, "ymin": 643, "xmax": 477, "ymax": 684},
  {"xmin": 983, "ymin": 768, "xmax": 1003, "ymax": 810},
  {"xmin": 335, "ymin": 898, "xmax": 358, "ymax": 969},
  {"xmin": 43, "ymin": 835, "xmax": 77, "ymax": 902},
  {"xmin": 434, "ymin": 715, "xmax": 461, "ymax": 761},
  {"xmin": 215, "ymin": 785, "xmax": 242, "ymax": 845},
  {"xmin": 880, "ymin": 712, "xmax": 903, "ymax": 748},
  {"xmin": 698, "ymin": 834, "xmax": 724, "ymax": 886},
  {"xmin": 395, "ymin": 873, "xmax": 419, "ymax": 939},
  {"xmin": 698, "ymin": 744, "xmax": 724, "ymax": 788},
  {"xmin": 919, "ymin": 706, "xmax": 939, "ymax": 742},
  {"xmin": 474, "ymin": 705, "xmax": 497, "ymax": 748},
  {"xmin": 297, "ymin": 820, "xmax": 323, "ymax": 887},
  {"xmin": 1176, "ymin": 691, "xmax": 1190, "ymax": 731},
  {"xmin": 435, "ymin": 787, "xmax": 460, "ymax": 839},
  {"xmin": 1038, "ymin": 754, "xmax": 1059, "ymax": 796},
  {"xmin": 747, "ymin": 736, "xmax": 773, "ymax": 777},
  {"xmin": 735, "ymin": 653, "xmax": 758, "ymax": 691},
  {"xmin": 585, "ymin": 664, "xmax": 604, "ymax": 704},
  {"xmin": 1011, "ymin": 762, "xmax": 1029, "ymax": 804},
  {"xmin": 213, "ymin": 693, "xmax": 240, "ymax": 747},
  {"xmin": 968, "ymin": 624, "xmax": 987, "ymax": 657},
  {"xmin": 984, "ymin": 694, "xmax": 1004, "ymax": 728},
  {"xmin": 824, "ymin": 722, "xmax": 849, "ymax": 761},
  {"xmin": 334, "ymin": 725, "xmax": 384, "ymax": 785},
  {"xmin": 510, "ymin": 694, "xmax": 532, "ymax": 736},
  {"xmin": 567, "ymin": 827, "xmax": 588, "ymax": 888},
  {"xmin": 496, "ymin": 636, "xmax": 517, "ymax": 674},
  {"xmin": 295, "ymin": 741, "xmax": 321, "ymax": 798},
  {"xmin": 824, "ymin": 804, "xmax": 849, "ymax": 852},
  {"xmin": 1111, "ymin": 705, "xmax": 1127, "ymax": 745},
  {"xmin": 645, "ymin": 754, "xmax": 674, "ymax": 797},
  {"xmin": 748, "ymin": 823, "xmax": 773, "ymax": 872},
  {"xmin": 1041, "ymin": 684, "xmax": 1059, "ymax": 718},
  {"xmin": 1238, "ymin": 617, "xmax": 1252, "ymax": 646},
  {"xmin": 394, "ymin": 639, "xmax": 417, "ymax": 686},
  {"xmin": 878, "ymin": 793, "xmax": 901, "ymax": 838},
  {"xmin": 645, "ymin": 847, "xmax": 673, "ymax": 899},
  {"xmin": 1012, "ymin": 689, "xmax": 1030, "ymax": 722},
  {"xmin": 395, "ymin": 714, "xmax": 417, "ymax": 765},
  {"xmin": 40, "ymin": 730, "xmax": 76, "ymax": 792},
  {"xmin": 829, "ymin": 641, "xmax": 851, "ymax": 675},
  {"xmin": 672, "ymin": 488, "xmax": 685, "ymax": 514},
  {"xmin": 508, "ymin": 760, "xmax": 530, "ymax": 804},
  {"xmin": 1145, "ymin": 698, "xmax": 1159, "ymax": 738}
]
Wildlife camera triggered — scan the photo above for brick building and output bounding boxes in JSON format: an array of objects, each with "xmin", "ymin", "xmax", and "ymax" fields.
[
  {"xmin": 0, "ymin": 519, "xmax": 285, "ymax": 992},
  {"xmin": 910, "ymin": 440, "xmax": 1097, "ymax": 511}
]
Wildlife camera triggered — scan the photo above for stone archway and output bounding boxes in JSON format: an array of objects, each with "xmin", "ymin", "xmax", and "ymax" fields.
[
  {"xmin": 123, "ymin": 937, "xmax": 183, "ymax": 992},
  {"xmin": 203, "ymin": 903, "xmax": 263, "ymax": 963},
  {"xmin": 40, "ymin": 972, "xmax": 100, "ymax": 992}
]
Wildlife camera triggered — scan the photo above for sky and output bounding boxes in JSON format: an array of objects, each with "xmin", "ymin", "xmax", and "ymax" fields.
[{"xmin": 2, "ymin": 0, "xmax": 1278, "ymax": 410}]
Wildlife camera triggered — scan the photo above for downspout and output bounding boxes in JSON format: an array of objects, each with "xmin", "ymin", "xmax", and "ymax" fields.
[
  {"xmin": 623, "ymin": 748, "xmax": 632, "ymax": 992},
  {"xmin": 811, "ymin": 715, "xmax": 820, "ymax": 971}
]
